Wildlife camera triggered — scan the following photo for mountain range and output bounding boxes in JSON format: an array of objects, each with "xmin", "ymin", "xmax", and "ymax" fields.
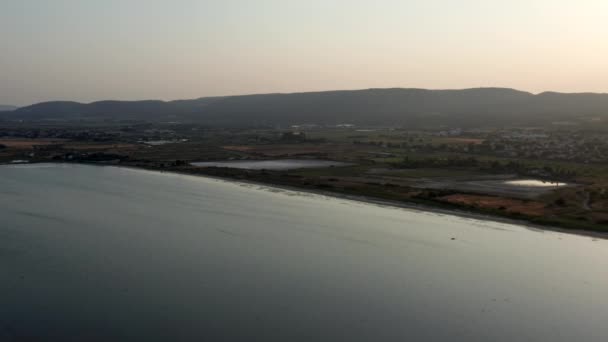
[{"xmin": 4, "ymin": 88, "xmax": 608, "ymax": 127}]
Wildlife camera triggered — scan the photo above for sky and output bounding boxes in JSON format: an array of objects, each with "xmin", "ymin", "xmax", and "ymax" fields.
[{"xmin": 1, "ymin": 0, "xmax": 607, "ymax": 106}]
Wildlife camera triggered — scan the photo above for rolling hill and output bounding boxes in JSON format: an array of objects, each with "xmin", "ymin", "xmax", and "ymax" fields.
[{"xmin": 5, "ymin": 88, "xmax": 608, "ymax": 127}]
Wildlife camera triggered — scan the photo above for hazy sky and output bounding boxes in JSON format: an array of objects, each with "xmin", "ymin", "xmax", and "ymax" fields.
[{"xmin": 1, "ymin": 0, "xmax": 607, "ymax": 106}]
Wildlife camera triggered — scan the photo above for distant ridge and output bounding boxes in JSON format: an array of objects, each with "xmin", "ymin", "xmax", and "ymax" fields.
[
  {"xmin": 5, "ymin": 88, "xmax": 608, "ymax": 127},
  {"xmin": 0, "ymin": 105, "xmax": 17, "ymax": 112}
]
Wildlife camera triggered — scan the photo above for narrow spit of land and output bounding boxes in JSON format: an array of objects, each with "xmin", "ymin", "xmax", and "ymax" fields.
[
  {"xmin": 97, "ymin": 163, "xmax": 608, "ymax": 240},
  {"xmin": 2, "ymin": 157, "xmax": 606, "ymax": 238}
]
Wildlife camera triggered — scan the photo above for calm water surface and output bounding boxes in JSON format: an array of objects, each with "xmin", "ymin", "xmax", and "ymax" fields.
[
  {"xmin": 505, "ymin": 179, "xmax": 568, "ymax": 187},
  {"xmin": 191, "ymin": 159, "xmax": 351, "ymax": 170},
  {"xmin": 1, "ymin": 164, "xmax": 607, "ymax": 341}
]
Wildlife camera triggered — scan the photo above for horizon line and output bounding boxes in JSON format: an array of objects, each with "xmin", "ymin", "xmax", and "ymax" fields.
[{"xmin": 11, "ymin": 86, "xmax": 608, "ymax": 108}]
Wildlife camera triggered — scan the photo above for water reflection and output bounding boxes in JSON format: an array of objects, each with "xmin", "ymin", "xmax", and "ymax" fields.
[
  {"xmin": 0, "ymin": 164, "xmax": 606, "ymax": 341},
  {"xmin": 191, "ymin": 159, "xmax": 352, "ymax": 170},
  {"xmin": 505, "ymin": 179, "xmax": 567, "ymax": 187}
]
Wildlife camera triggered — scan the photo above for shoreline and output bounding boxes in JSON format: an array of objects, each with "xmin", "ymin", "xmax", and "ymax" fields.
[
  {"xmin": 4, "ymin": 161, "xmax": 607, "ymax": 240},
  {"xmin": 92, "ymin": 163, "xmax": 608, "ymax": 240},
  {"xmin": 186, "ymin": 171, "xmax": 608, "ymax": 240}
]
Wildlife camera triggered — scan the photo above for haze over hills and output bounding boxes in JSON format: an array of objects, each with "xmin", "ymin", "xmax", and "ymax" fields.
[
  {"xmin": 5, "ymin": 88, "xmax": 608, "ymax": 127},
  {"xmin": 0, "ymin": 105, "xmax": 17, "ymax": 112}
]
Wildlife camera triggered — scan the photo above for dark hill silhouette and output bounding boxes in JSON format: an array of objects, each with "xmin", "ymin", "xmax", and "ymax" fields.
[{"xmin": 6, "ymin": 88, "xmax": 608, "ymax": 127}]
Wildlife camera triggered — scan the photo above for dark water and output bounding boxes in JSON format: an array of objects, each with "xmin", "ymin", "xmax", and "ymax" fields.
[
  {"xmin": 191, "ymin": 159, "xmax": 351, "ymax": 170},
  {"xmin": 1, "ymin": 164, "xmax": 607, "ymax": 341}
]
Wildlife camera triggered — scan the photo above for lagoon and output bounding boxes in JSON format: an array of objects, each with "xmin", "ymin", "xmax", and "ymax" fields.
[
  {"xmin": 191, "ymin": 159, "xmax": 351, "ymax": 170},
  {"xmin": 505, "ymin": 179, "xmax": 568, "ymax": 187},
  {"xmin": 1, "ymin": 164, "xmax": 607, "ymax": 341}
]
